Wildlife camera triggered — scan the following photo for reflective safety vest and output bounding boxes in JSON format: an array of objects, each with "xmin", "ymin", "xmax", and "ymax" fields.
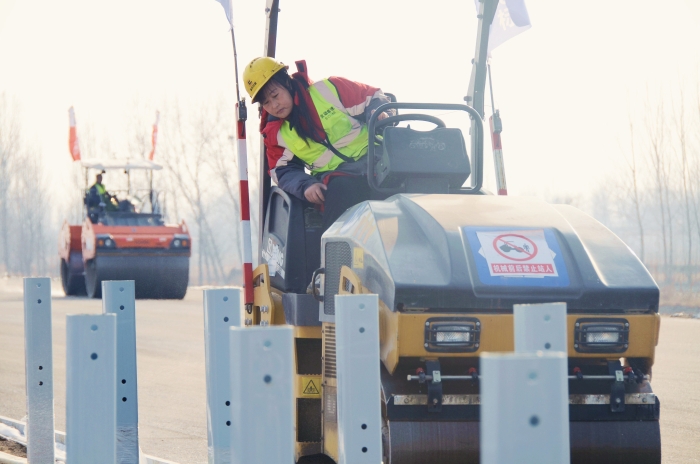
[
  {"xmin": 279, "ymin": 79, "xmax": 368, "ymax": 175},
  {"xmin": 95, "ymin": 183, "xmax": 106, "ymax": 196}
]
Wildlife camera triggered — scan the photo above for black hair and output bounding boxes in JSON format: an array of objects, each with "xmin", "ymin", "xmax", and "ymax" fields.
[{"xmin": 254, "ymin": 69, "xmax": 320, "ymax": 144}]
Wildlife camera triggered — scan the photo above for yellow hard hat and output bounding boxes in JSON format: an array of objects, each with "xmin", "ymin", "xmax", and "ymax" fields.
[{"xmin": 243, "ymin": 57, "xmax": 288, "ymax": 100}]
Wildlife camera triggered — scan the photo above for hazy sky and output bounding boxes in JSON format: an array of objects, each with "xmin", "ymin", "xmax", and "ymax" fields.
[{"xmin": 1, "ymin": 0, "xmax": 700, "ymax": 202}]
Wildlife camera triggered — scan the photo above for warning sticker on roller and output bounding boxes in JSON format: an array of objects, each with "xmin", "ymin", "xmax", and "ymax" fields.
[
  {"xmin": 476, "ymin": 229, "xmax": 558, "ymax": 277},
  {"xmin": 301, "ymin": 377, "xmax": 321, "ymax": 397}
]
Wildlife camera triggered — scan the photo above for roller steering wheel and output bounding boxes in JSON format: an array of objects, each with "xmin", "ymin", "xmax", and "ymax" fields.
[{"xmin": 373, "ymin": 113, "xmax": 447, "ymax": 144}]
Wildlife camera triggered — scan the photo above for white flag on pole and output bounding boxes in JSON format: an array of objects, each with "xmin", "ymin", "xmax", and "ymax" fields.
[
  {"xmin": 214, "ymin": 0, "xmax": 233, "ymax": 28},
  {"xmin": 477, "ymin": 0, "xmax": 532, "ymax": 53}
]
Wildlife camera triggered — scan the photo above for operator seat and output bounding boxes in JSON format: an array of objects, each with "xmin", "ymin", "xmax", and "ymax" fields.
[{"xmin": 261, "ymin": 187, "xmax": 322, "ymax": 294}]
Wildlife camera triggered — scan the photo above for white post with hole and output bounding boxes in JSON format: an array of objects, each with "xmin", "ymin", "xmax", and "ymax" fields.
[
  {"xmin": 102, "ymin": 281, "xmax": 139, "ymax": 463},
  {"xmin": 229, "ymin": 325, "xmax": 294, "ymax": 464},
  {"xmin": 66, "ymin": 313, "xmax": 117, "ymax": 464},
  {"xmin": 514, "ymin": 302, "xmax": 568, "ymax": 353},
  {"xmin": 335, "ymin": 294, "xmax": 382, "ymax": 464},
  {"xmin": 480, "ymin": 352, "xmax": 570, "ymax": 464},
  {"xmin": 23, "ymin": 277, "xmax": 55, "ymax": 464},
  {"xmin": 203, "ymin": 288, "xmax": 242, "ymax": 463},
  {"xmin": 480, "ymin": 301, "xmax": 570, "ymax": 464}
]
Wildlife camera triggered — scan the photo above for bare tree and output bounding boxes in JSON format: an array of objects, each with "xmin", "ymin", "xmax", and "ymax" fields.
[
  {"xmin": 10, "ymin": 146, "xmax": 51, "ymax": 276},
  {"xmin": 0, "ymin": 93, "xmax": 22, "ymax": 274},
  {"xmin": 672, "ymin": 90, "xmax": 694, "ymax": 287},
  {"xmin": 625, "ymin": 120, "xmax": 646, "ymax": 262},
  {"xmin": 160, "ymin": 100, "xmax": 228, "ymax": 285},
  {"xmin": 204, "ymin": 127, "xmax": 243, "ymax": 278},
  {"xmin": 125, "ymin": 97, "xmax": 152, "ymax": 160},
  {"xmin": 643, "ymin": 94, "xmax": 671, "ymax": 280}
]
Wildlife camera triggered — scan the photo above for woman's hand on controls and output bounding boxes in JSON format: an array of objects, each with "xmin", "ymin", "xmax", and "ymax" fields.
[
  {"xmin": 304, "ymin": 183, "xmax": 327, "ymax": 204},
  {"xmin": 371, "ymin": 109, "xmax": 389, "ymax": 121}
]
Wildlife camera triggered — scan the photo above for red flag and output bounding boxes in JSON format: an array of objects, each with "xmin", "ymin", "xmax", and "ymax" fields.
[
  {"xmin": 68, "ymin": 106, "xmax": 81, "ymax": 161},
  {"xmin": 149, "ymin": 111, "xmax": 160, "ymax": 160}
]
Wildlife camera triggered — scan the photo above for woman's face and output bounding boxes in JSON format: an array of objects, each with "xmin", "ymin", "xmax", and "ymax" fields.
[{"xmin": 261, "ymin": 81, "xmax": 293, "ymax": 119}]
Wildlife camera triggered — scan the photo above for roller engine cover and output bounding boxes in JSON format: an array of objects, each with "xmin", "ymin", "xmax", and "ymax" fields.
[{"xmin": 321, "ymin": 194, "xmax": 658, "ymax": 320}]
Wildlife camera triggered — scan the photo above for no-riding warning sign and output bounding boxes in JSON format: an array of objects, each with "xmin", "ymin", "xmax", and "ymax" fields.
[{"xmin": 476, "ymin": 229, "xmax": 558, "ymax": 277}]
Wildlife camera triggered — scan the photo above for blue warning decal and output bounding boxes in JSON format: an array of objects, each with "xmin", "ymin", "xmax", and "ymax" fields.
[{"xmin": 462, "ymin": 227, "xmax": 570, "ymax": 287}]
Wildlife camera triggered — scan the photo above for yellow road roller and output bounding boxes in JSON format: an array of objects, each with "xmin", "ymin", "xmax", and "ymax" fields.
[{"xmin": 244, "ymin": 1, "xmax": 661, "ymax": 462}]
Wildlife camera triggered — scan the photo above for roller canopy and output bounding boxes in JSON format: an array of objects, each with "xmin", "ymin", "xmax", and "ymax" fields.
[
  {"xmin": 322, "ymin": 194, "xmax": 659, "ymax": 314},
  {"xmin": 80, "ymin": 158, "xmax": 163, "ymax": 171}
]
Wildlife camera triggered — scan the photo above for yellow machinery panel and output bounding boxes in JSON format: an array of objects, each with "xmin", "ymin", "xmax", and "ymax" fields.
[{"xmin": 380, "ymin": 307, "xmax": 660, "ymax": 374}]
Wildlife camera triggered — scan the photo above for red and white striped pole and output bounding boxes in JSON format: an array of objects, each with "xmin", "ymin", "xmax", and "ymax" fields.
[
  {"xmin": 487, "ymin": 63, "xmax": 508, "ymax": 195},
  {"xmin": 236, "ymin": 101, "xmax": 254, "ymax": 308},
  {"xmin": 490, "ymin": 111, "xmax": 508, "ymax": 195},
  {"xmin": 216, "ymin": 0, "xmax": 255, "ymax": 310}
]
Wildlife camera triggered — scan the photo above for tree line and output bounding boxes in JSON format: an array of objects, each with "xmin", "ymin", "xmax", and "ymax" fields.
[
  {"xmin": 591, "ymin": 84, "xmax": 700, "ymax": 301},
  {"xmin": 0, "ymin": 93, "xmax": 51, "ymax": 277}
]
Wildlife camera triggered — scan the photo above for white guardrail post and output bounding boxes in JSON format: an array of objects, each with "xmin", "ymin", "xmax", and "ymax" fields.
[
  {"xmin": 102, "ymin": 281, "xmax": 140, "ymax": 463},
  {"xmin": 514, "ymin": 302, "xmax": 568, "ymax": 353},
  {"xmin": 66, "ymin": 313, "xmax": 117, "ymax": 464},
  {"xmin": 203, "ymin": 288, "xmax": 241, "ymax": 463},
  {"xmin": 335, "ymin": 294, "xmax": 382, "ymax": 464},
  {"xmin": 23, "ymin": 277, "xmax": 55, "ymax": 464},
  {"xmin": 229, "ymin": 325, "xmax": 294, "ymax": 464},
  {"xmin": 481, "ymin": 302, "xmax": 571, "ymax": 464}
]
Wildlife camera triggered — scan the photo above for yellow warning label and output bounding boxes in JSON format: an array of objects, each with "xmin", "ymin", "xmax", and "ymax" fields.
[
  {"xmin": 300, "ymin": 376, "xmax": 321, "ymax": 397},
  {"xmin": 353, "ymin": 247, "xmax": 364, "ymax": 268}
]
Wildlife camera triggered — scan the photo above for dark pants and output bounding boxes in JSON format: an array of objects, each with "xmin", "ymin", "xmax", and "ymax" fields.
[{"xmin": 322, "ymin": 175, "xmax": 373, "ymax": 232}]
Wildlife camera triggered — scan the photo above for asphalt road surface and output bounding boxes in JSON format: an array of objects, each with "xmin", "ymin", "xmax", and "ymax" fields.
[{"xmin": 0, "ymin": 278, "xmax": 698, "ymax": 463}]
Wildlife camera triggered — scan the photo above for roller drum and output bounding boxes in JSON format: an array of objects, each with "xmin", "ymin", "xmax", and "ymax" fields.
[
  {"xmin": 382, "ymin": 419, "xmax": 660, "ymax": 464},
  {"xmin": 85, "ymin": 254, "xmax": 189, "ymax": 299}
]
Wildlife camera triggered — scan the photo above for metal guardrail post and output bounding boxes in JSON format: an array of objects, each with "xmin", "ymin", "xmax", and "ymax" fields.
[
  {"xmin": 335, "ymin": 294, "xmax": 382, "ymax": 464},
  {"xmin": 481, "ymin": 302, "xmax": 570, "ymax": 463},
  {"xmin": 229, "ymin": 325, "xmax": 294, "ymax": 464},
  {"xmin": 23, "ymin": 277, "xmax": 55, "ymax": 464},
  {"xmin": 203, "ymin": 288, "xmax": 241, "ymax": 463},
  {"xmin": 102, "ymin": 281, "xmax": 139, "ymax": 463},
  {"xmin": 480, "ymin": 351, "xmax": 570, "ymax": 463},
  {"xmin": 514, "ymin": 302, "xmax": 568, "ymax": 353},
  {"xmin": 66, "ymin": 314, "xmax": 117, "ymax": 464}
]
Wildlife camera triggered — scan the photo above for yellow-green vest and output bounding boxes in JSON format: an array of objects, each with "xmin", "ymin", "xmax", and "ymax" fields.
[{"xmin": 279, "ymin": 80, "xmax": 368, "ymax": 175}]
